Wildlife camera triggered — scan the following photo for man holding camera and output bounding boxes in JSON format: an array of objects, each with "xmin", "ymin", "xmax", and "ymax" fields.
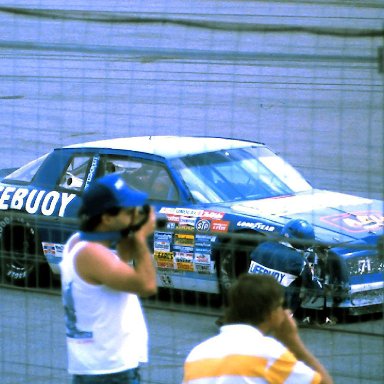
[{"xmin": 60, "ymin": 173, "xmax": 157, "ymax": 384}]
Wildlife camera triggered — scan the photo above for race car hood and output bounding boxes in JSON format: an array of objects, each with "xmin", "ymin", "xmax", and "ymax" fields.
[{"xmin": 230, "ymin": 189, "xmax": 383, "ymax": 244}]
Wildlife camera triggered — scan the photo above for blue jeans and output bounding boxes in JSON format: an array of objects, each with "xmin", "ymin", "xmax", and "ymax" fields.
[{"xmin": 72, "ymin": 367, "xmax": 140, "ymax": 384}]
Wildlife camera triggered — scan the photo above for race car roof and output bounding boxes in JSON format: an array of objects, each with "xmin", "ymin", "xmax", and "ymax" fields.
[{"xmin": 65, "ymin": 136, "xmax": 263, "ymax": 158}]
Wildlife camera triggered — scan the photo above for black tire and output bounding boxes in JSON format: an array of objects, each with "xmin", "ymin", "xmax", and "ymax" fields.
[
  {"xmin": 216, "ymin": 233, "xmax": 259, "ymax": 304},
  {"xmin": 0, "ymin": 216, "xmax": 51, "ymax": 287}
]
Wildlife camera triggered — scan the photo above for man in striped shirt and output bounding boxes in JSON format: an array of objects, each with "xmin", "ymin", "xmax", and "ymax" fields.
[{"xmin": 182, "ymin": 274, "xmax": 333, "ymax": 384}]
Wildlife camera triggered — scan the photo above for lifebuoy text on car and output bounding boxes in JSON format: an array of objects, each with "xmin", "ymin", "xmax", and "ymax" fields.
[{"xmin": 0, "ymin": 186, "xmax": 76, "ymax": 217}]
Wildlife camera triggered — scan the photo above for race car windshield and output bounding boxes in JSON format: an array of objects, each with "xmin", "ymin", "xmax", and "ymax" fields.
[
  {"xmin": 3, "ymin": 153, "xmax": 49, "ymax": 183},
  {"xmin": 173, "ymin": 146, "xmax": 312, "ymax": 203}
]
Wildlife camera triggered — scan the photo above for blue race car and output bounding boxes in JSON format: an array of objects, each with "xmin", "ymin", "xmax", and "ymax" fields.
[{"xmin": 0, "ymin": 136, "xmax": 382, "ymax": 314}]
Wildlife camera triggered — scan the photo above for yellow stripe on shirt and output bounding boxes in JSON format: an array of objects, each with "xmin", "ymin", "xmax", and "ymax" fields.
[
  {"xmin": 184, "ymin": 354, "xmax": 268, "ymax": 381},
  {"xmin": 267, "ymin": 350, "xmax": 297, "ymax": 382},
  {"xmin": 267, "ymin": 350, "xmax": 322, "ymax": 384}
]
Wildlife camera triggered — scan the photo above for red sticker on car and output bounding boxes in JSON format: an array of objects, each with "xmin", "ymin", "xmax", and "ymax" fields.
[{"xmin": 320, "ymin": 211, "xmax": 384, "ymax": 233}]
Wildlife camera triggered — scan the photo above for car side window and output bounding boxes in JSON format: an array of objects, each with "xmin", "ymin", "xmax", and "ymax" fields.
[
  {"xmin": 100, "ymin": 156, "xmax": 178, "ymax": 202},
  {"xmin": 59, "ymin": 155, "xmax": 92, "ymax": 191}
]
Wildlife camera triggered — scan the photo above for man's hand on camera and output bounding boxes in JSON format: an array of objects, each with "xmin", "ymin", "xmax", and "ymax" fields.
[
  {"xmin": 117, "ymin": 206, "xmax": 156, "ymax": 261},
  {"xmin": 134, "ymin": 205, "xmax": 156, "ymax": 242}
]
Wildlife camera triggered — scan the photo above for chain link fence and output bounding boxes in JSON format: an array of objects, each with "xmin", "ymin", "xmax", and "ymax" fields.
[{"xmin": 0, "ymin": 1, "xmax": 383, "ymax": 383}]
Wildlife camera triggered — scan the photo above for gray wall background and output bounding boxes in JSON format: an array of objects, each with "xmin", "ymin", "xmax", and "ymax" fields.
[{"xmin": 0, "ymin": 0, "xmax": 383, "ymax": 199}]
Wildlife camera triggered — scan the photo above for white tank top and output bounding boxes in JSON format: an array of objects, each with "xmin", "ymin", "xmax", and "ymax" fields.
[{"xmin": 60, "ymin": 233, "xmax": 148, "ymax": 375}]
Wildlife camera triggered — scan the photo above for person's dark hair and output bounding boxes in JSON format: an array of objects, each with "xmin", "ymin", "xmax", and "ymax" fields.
[
  {"xmin": 224, "ymin": 274, "xmax": 284, "ymax": 326},
  {"xmin": 78, "ymin": 206, "xmax": 122, "ymax": 232}
]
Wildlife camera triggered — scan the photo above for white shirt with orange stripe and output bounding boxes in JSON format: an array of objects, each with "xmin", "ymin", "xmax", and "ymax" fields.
[{"xmin": 182, "ymin": 324, "xmax": 321, "ymax": 384}]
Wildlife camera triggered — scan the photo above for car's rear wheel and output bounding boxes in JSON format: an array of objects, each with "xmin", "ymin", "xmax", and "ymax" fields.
[
  {"xmin": 216, "ymin": 232, "xmax": 260, "ymax": 303},
  {"xmin": 0, "ymin": 217, "xmax": 50, "ymax": 287}
]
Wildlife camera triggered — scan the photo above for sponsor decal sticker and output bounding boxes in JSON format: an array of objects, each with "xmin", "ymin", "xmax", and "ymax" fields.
[
  {"xmin": 154, "ymin": 240, "xmax": 171, "ymax": 252},
  {"xmin": 179, "ymin": 216, "xmax": 196, "ymax": 226},
  {"xmin": 249, "ymin": 261, "xmax": 297, "ymax": 287},
  {"xmin": 196, "ymin": 219, "xmax": 229, "ymax": 233},
  {"xmin": 174, "ymin": 233, "xmax": 194, "ymax": 247},
  {"xmin": 196, "ymin": 219, "xmax": 211, "ymax": 232},
  {"xmin": 211, "ymin": 220, "xmax": 229, "ymax": 232},
  {"xmin": 320, "ymin": 211, "xmax": 384, "ymax": 233},
  {"xmin": 195, "ymin": 264, "xmax": 213, "ymax": 274},
  {"xmin": 154, "ymin": 251, "xmax": 174, "ymax": 269},
  {"xmin": 175, "ymin": 252, "xmax": 194, "ymax": 262},
  {"xmin": 194, "ymin": 252, "xmax": 211, "ymax": 264},
  {"xmin": 159, "ymin": 207, "xmax": 224, "ymax": 220},
  {"xmin": 176, "ymin": 261, "xmax": 194, "ymax": 272},
  {"xmin": 159, "ymin": 207, "xmax": 204, "ymax": 217},
  {"xmin": 166, "ymin": 215, "xmax": 180, "ymax": 223},
  {"xmin": 0, "ymin": 186, "xmax": 76, "ymax": 217},
  {"xmin": 176, "ymin": 225, "xmax": 195, "ymax": 232},
  {"xmin": 237, "ymin": 221, "xmax": 275, "ymax": 232},
  {"xmin": 42, "ymin": 242, "xmax": 64, "ymax": 263},
  {"xmin": 173, "ymin": 245, "xmax": 194, "ymax": 253},
  {"xmin": 166, "ymin": 222, "xmax": 176, "ymax": 230},
  {"xmin": 43, "ymin": 243, "xmax": 57, "ymax": 257},
  {"xmin": 84, "ymin": 156, "xmax": 99, "ymax": 189},
  {"xmin": 154, "ymin": 232, "xmax": 172, "ymax": 252},
  {"xmin": 201, "ymin": 210, "xmax": 224, "ymax": 220},
  {"xmin": 195, "ymin": 234, "xmax": 213, "ymax": 247}
]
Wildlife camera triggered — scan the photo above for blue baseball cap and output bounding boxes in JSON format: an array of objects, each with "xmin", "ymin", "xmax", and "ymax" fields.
[{"xmin": 79, "ymin": 173, "xmax": 148, "ymax": 218}]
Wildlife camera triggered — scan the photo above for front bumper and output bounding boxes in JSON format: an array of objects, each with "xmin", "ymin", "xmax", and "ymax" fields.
[{"xmin": 301, "ymin": 280, "xmax": 384, "ymax": 315}]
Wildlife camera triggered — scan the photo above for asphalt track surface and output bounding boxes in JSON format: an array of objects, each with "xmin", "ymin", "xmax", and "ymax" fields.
[
  {"xmin": 1, "ymin": 285, "xmax": 383, "ymax": 384},
  {"xmin": 0, "ymin": 1, "xmax": 383, "ymax": 200},
  {"xmin": 0, "ymin": 1, "xmax": 383, "ymax": 383}
]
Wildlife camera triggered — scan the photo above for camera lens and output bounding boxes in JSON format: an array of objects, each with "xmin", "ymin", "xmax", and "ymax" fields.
[{"xmin": 155, "ymin": 215, "xmax": 167, "ymax": 230}]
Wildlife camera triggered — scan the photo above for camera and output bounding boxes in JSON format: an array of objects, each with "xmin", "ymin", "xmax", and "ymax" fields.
[{"xmin": 120, "ymin": 204, "xmax": 167, "ymax": 236}]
